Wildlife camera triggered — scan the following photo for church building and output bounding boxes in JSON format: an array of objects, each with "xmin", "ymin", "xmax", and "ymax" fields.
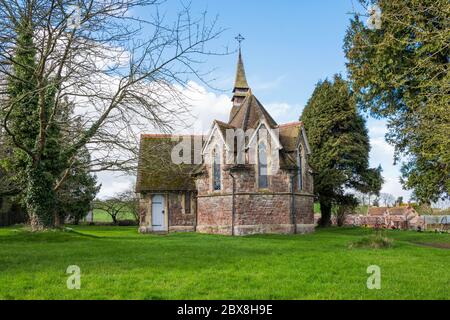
[{"xmin": 136, "ymin": 49, "xmax": 315, "ymax": 235}]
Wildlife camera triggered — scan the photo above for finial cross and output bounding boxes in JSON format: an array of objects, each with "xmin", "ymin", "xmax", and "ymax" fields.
[{"xmin": 235, "ymin": 34, "xmax": 245, "ymax": 49}]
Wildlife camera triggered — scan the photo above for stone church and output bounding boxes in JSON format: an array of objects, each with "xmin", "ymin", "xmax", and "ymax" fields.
[{"xmin": 136, "ymin": 50, "xmax": 315, "ymax": 235}]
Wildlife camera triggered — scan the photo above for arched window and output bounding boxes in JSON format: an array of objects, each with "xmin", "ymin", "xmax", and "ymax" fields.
[
  {"xmin": 258, "ymin": 142, "xmax": 268, "ymax": 189},
  {"xmin": 297, "ymin": 145, "xmax": 303, "ymax": 191},
  {"xmin": 213, "ymin": 148, "xmax": 221, "ymax": 191}
]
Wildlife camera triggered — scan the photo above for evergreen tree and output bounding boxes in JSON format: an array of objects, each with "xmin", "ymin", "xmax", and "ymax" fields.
[
  {"xmin": 6, "ymin": 13, "xmax": 98, "ymax": 228},
  {"xmin": 344, "ymin": 0, "xmax": 449, "ymax": 203},
  {"xmin": 55, "ymin": 147, "xmax": 100, "ymax": 225},
  {"xmin": 301, "ymin": 75, "xmax": 383, "ymax": 226},
  {"xmin": 6, "ymin": 15, "xmax": 59, "ymax": 228}
]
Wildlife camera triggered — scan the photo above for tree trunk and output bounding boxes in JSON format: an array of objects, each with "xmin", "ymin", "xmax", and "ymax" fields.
[
  {"xmin": 112, "ymin": 215, "xmax": 118, "ymax": 225},
  {"xmin": 26, "ymin": 165, "xmax": 56, "ymax": 231},
  {"xmin": 319, "ymin": 199, "xmax": 332, "ymax": 227}
]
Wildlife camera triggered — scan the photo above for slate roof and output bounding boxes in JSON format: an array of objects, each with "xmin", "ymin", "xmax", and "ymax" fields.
[
  {"xmin": 229, "ymin": 93, "xmax": 278, "ymax": 130},
  {"xmin": 368, "ymin": 207, "xmax": 389, "ymax": 216},
  {"xmin": 278, "ymin": 122, "xmax": 303, "ymax": 152},
  {"xmin": 135, "ymin": 134, "xmax": 201, "ymax": 192}
]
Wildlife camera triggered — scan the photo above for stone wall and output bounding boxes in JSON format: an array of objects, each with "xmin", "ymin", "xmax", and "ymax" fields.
[
  {"xmin": 195, "ymin": 159, "xmax": 315, "ymax": 236},
  {"xmin": 139, "ymin": 191, "xmax": 196, "ymax": 233},
  {"xmin": 294, "ymin": 194, "xmax": 315, "ymax": 225},
  {"xmin": 168, "ymin": 192, "xmax": 196, "ymax": 227},
  {"xmin": 196, "ymin": 194, "xmax": 233, "ymax": 235}
]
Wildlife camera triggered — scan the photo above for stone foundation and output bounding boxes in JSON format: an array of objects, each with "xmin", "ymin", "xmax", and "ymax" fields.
[
  {"xmin": 196, "ymin": 223, "xmax": 315, "ymax": 236},
  {"xmin": 196, "ymin": 225, "xmax": 232, "ymax": 235},
  {"xmin": 169, "ymin": 225, "xmax": 195, "ymax": 233},
  {"xmin": 234, "ymin": 224, "xmax": 294, "ymax": 235}
]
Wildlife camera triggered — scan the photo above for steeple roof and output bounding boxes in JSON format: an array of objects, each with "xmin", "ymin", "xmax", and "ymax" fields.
[
  {"xmin": 233, "ymin": 49, "xmax": 249, "ymax": 91},
  {"xmin": 228, "ymin": 92, "xmax": 278, "ymax": 130}
]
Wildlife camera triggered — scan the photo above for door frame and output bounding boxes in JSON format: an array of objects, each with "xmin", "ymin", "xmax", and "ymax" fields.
[{"xmin": 151, "ymin": 194, "xmax": 167, "ymax": 232}]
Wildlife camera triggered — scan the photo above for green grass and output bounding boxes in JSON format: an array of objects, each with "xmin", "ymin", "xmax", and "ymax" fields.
[{"xmin": 0, "ymin": 225, "xmax": 448, "ymax": 300}]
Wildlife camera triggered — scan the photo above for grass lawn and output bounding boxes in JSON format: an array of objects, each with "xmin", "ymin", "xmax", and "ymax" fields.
[{"xmin": 0, "ymin": 225, "xmax": 448, "ymax": 300}]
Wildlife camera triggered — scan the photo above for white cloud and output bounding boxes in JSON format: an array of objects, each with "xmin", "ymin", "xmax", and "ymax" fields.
[
  {"xmin": 97, "ymin": 81, "xmax": 232, "ymax": 198},
  {"xmin": 367, "ymin": 119, "xmax": 412, "ymax": 200},
  {"xmin": 178, "ymin": 81, "xmax": 232, "ymax": 134},
  {"xmin": 96, "ymin": 172, "xmax": 135, "ymax": 199},
  {"xmin": 265, "ymin": 102, "xmax": 304, "ymax": 124}
]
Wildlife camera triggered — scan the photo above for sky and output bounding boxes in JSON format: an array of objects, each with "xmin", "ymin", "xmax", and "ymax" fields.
[{"xmin": 96, "ymin": 0, "xmax": 412, "ymax": 201}]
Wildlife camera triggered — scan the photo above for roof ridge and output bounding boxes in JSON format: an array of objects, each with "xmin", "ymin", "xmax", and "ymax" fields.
[
  {"xmin": 252, "ymin": 95, "xmax": 278, "ymax": 127},
  {"xmin": 278, "ymin": 121, "xmax": 303, "ymax": 128},
  {"xmin": 228, "ymin": 92, "xmax": 251, "ymax": 124},
  {"xmin": 214, "ymin": 119, "xmax": 236, "ymax": 128}
]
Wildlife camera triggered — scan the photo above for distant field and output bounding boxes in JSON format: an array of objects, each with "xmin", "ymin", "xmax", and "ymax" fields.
[
  {"xmin": 0, "ymin": 225, "xmax": 448, "ymax": 299},
  {"xmin": 86, "ymin": 209, "xmax": 136, "ymax": 223}
]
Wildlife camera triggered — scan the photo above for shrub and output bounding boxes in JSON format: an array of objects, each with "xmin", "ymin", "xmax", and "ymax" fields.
[{"xmin": 349, "ymin": 231, "xmax": 393, "ymax": 249}]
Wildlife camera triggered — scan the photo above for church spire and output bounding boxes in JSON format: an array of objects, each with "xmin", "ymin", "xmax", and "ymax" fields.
[
  {"xmin": 233, "ymin": 48, "xmax": 249, "ymax": 91},
  {"xmin": 231, "ymin": 34, "xmax": 250, "ymax": 112}
]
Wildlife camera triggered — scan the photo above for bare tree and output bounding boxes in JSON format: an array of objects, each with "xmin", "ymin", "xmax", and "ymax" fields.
[
  {"xmin": 0, "ymin": 0, "xmax": 225, "ymax": 229},
  {"xmin": 94, "ymin": 194, "xmax": 129, "ymax": 225},
  {"xmin": 379, "ymin": 193, "xmax": 395, "ymax": 207},
  {"xmin": 120, "ymin": 185, "xmax": 139, "ymax": 223}
]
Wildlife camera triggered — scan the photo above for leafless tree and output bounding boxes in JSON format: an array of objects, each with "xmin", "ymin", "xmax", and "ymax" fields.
[
  {"xmin": 94, "ymin": 194, "xmax": 129, "ymax": 225},
  {"xmin": 120, "ymin": 185, "xmax": 139, "ymax": 223},
  {"xmin": 0, "ymin": 0, "xmax": 225, "ymax": 229},
  {"xmin": 379, "ymin": 192, "xmax": 395, "ymax": 207}
]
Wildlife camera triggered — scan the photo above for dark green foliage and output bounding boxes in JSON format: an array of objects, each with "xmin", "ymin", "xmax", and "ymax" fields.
[
  {"xmin": 301, "ymin": 75, "xmax": 383, "ymax": 226},
  {"xmin": 55, "ymin": 148, "xmax": 100, "ymax": 225},
  {"xmin": 5, "ymin": 15, "xmax": 57, "ymax": 228},
  {"xmin": 344, "ymin": 0, "xmax": 449, "ymax": 203},
  {"xmin": 5, "ymin": 14, "xmax": 98, "ymax": 229}
]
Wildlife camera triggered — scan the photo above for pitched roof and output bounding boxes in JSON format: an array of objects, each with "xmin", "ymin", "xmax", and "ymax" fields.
[
  {"xmin": 389, "ymin": 206, "xmax": 417, "ymax": 216},
  {"xmin": 278, "ymin": 122, "xmax": 303, "ymax": 152},
  {"xmin": 136, "ymin": 135, "xmax": 200, "ymax": 192},
  {"xmin": 233, "ymin": 49, "xmax": 249, "ymax": 91},
  {"xmin": 368, "ymin": 207, "xmax": 389, "ymax": 216},
  {"xmin": 228, "ymin": 93, "xmax": 277, "ymax": 130},
  {"xmin": 214, "ymin": 120, "xmax": 236, "ymax": 138}
]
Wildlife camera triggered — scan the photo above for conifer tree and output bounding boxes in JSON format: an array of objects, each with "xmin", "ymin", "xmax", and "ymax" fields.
[{"xmin": 301, "ymin": 75, "xmax": 383, "ymax": 226}]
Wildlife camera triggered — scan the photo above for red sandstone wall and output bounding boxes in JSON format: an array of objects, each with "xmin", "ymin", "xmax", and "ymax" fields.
[
  {"xmin": 234, "ymin": 194, "xmax": 291, "ymax": 225},
  {"xmin": 197, "ymin": 195, "xmax": 233, "ymax": 226},
  {"xmin": 294, "ymin": 195, "xmax": 314, "ymax": 224},
  {"xmin": 168, "ymin": 192, "xmax": 196, "ymax": 227}
]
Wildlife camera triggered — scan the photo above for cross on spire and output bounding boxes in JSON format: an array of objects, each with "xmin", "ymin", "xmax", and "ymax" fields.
[{"xmin": 235, "ymin": 34, "xmax": 245, "ymax": 49}]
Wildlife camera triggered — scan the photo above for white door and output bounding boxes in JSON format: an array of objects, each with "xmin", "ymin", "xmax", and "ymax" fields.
[{"xmin": 151, "ymin": 195, "xmax": 165, "ymax": 231}]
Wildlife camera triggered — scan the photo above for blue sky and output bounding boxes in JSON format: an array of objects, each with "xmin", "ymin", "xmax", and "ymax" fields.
[{"xmin": 98, "ymin": 1, "xmax": 411, "ymax": 201}]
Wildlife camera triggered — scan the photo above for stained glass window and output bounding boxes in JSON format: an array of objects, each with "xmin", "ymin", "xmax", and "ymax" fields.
[
  {"xmin": 258, "ymin": 142, "xmax": 268, "ymax": 189},
  {"xmin": 184, "ymin": 192, "xmax": 191, "ymax": 214},
  {"xmin": 297, "ymin": 145, "xmax": 303, "ymax": 191},
  {"xmin": 213, "ymin": 148, "xmax": 221, "ymax": 191}
]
